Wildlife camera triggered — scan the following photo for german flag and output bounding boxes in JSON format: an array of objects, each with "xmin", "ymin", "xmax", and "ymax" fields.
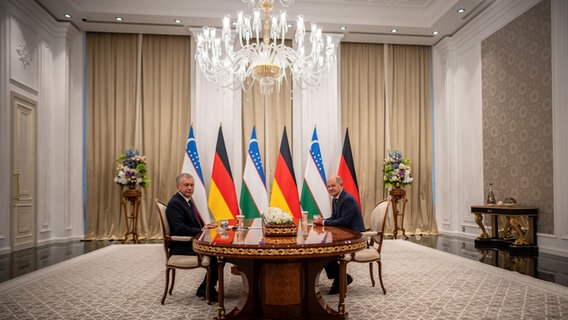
[
  {"xmin": 270, "ymin": 127, "xmax": 302, "ymax": 219},
  {"xmin": 208, "ymin": 126, "xmax": 239, "ymax": 221},
  {"xmin": 337, "ymin": 128, "xmax": 361, "ymax": 210}
]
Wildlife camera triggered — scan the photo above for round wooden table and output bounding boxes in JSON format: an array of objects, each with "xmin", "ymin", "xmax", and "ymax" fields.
[{"xmin": 193, "ymin": 218, "xmax": 366, "ymax": 320}]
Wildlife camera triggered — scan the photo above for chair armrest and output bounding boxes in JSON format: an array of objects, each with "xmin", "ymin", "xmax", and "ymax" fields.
[
  {"xmin": 361, "ymin": 231, "xmax": 378, "ymax": 237},
  {"xmin": 170, "ymin": 235, "xmax": 193, "ymax": 242}
]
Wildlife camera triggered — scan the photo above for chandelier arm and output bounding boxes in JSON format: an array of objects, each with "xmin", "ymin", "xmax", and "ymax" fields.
[{"xmin": 196, "ymin": 0, "xmax": 335, "ymax": 95}]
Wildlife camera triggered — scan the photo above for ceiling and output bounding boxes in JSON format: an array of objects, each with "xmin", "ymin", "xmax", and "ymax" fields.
[{"xmin": 35, "ymin": 0, "xmax": 496, "ymax": 46}]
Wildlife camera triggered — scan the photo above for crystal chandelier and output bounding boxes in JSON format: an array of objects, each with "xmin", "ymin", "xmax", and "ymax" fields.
[{"xmin": 194, "ymin": 0, "xmax": 336, "ymax": 95}]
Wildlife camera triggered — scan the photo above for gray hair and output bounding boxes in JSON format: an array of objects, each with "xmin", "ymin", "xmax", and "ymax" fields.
[{"xmin": 176, "ymin": 172, "xmax": 194, "ymax": 185}]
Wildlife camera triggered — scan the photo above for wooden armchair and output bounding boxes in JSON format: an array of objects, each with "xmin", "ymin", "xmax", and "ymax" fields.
[
  {"xmin": 345, "ymin": 199, "xmax": 389, "ymax": 294},
  {"xmin": 154, "ymin": 199, "xmax": 212, "ymax": 304}
]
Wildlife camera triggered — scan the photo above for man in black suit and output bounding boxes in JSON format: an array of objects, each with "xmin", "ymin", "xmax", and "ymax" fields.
[
  {"xmin": 166, "ymin": 173, "xmax": 219, "ymax": 302},
  {"xmin": 313, "ymin": 175, "xmax": 365, "ymax": 294}
]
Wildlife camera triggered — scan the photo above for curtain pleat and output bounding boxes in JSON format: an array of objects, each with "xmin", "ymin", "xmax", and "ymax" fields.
[
  {"xmin": 86, "ymin": 34, "xmax": 436, "ymax": 239},
  {"xmin": 340, "ymin": 43, "xmax": 386, "ymax": 227},
  {"xmin": 86, "ymin": 33, "xmax": 139, "ymax": 240},
  {"xmin": 386, "ymin": 44, "xmax": 436, "ymax": 235},
  {"xmin": 86, "ymin": 33, "xmax": 190, "ymax": 240},
  {"xmin": 140, "ymin": 34, "xmax": 191, "ymax": 240}
]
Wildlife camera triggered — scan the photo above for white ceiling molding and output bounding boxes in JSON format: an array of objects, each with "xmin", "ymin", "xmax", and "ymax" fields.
[{"xmin": 35, "ymin": 0, "xmax": 497, "ymax": 45}]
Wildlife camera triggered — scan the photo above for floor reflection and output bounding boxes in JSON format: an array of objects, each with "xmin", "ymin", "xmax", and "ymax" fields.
[
  {"xmin": 1, "ymin": 237, "xmax": 567, "ymax": 288},
  {"xmin": 407, "ymin": 234, "xmax": 568, "ymax": 287},
  {"xmin": 0, "ymin": 240, "xmax": 159, "ymax": 284}
]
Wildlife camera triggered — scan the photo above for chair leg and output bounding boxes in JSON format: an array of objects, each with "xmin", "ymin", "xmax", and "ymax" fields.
[
  {"xmin": 161, "ymin": 268, "xmax": 171, "ymax": 305},
  {"xmin": 169, "ymin": 269, "xmax": 176, "ymax": 295},
  {"xmin": 377, "ymin": 260, "xmax": 386, "ymax": 295},
  {"xmin": 368, "ymin": 263, "xmax": 376, "ymax": 287}
]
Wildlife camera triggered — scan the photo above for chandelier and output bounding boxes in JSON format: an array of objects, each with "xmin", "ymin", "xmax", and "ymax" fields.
[{"xmin": 194, "ymin": 0, "xmax": 336, "ymax": 95}]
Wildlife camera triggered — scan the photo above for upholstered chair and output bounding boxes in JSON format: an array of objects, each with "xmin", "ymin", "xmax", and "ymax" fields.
[
  {"xmin": 345, "ymin": 199, "xmax": 389, "ymax": 294},
  {"xmin": 154, "ymin": 199, "xmax": 212, "ymax": 304}
]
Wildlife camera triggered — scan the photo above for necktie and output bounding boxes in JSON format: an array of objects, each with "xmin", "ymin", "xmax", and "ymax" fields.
[
  {"xmin": 333, "ymin": 198, "xmax": 339, "ymax": 216},
  {"xmin": 188, "ymin": 200, "xmax": 203, "ymax": 228}
]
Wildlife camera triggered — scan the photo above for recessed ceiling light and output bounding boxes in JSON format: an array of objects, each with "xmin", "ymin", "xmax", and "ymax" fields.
[
  {"xmin": 391, "ymin": 28, "xmax": 398, "ymax": 33},
  {"xmin": 432, "ymin": 31, "xmax": 439, "ymax": 35},
  {"xmin": 63, "ymin": 13, "xmax": 72, "ymax": 19},
  {"xmin": 115, "ymin": 17, "xmax": 124, "ymax": 21},
  {"xmin": 457, "ymin": 8, "xmax": 466, "ymax": 13},
  {"xmin": 174, "ymin": 19, "xmax": 182, "ymax": 24},
  {"xmin": 340, "ymin": 26, "xmax": 347, "ymax": 31}
]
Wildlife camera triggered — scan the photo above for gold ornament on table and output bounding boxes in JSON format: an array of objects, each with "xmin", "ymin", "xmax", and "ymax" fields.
[
  {"xmin": 262, "ymin": 207, "xmax": 297, "ymax": 236},
  {"xmin": 486, "ymin": 183, "xmax": 496, "ymax": 205}
]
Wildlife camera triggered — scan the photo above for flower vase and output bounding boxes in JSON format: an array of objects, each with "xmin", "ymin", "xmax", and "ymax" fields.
[
  {"xmin": 123, "ymin": 186, "xmax": 141, "ymax": 199},
  {"xmin": 390, "ymin": 184, "xmax": 406, "ymax": 197}
]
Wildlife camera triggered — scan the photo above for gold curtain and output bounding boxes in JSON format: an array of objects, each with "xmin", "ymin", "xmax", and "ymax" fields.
[
  {"xmin": 85, "ymin": 33, "xmax": 191, "ymax": 240},
  {"xmin": 85, "ymin": 35, "xmax": 435, "ymax": 239},
  {"xmin": 340, "ymin": 43, "xmax": 386, "ymax": 227},
  {"xmin": 86, "ymin": 33, "xmax": 139, "ymax": 240},
  {"xmin": 140, "ymin": 34, "xmax": 191, "ymax": 239},
  {"xmin": 386, "ymin": 44, "xmax": 436, "ymax": 235}
]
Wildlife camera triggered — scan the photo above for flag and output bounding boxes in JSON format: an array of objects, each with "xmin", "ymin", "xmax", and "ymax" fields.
[
  {"xmin": 300, "ymin": 127, "xmax": 331, "ymax": 218},
  {"xmin": 240, "ymin": 127, "xmax": 268, "ymax": 218},
  {"xmin": 270, "ymin": 127, "xmax": 302, "ymax": 219},
  {"xmin": 208, "ymin": 126, "xmax": 239, "ymax": 221},
  {"xmin": 337, "ymin": 128, "xmax": 361, "ymax": 209},
  {"xmin": 181, "ymin": 125, "xmax": 211, "ymax": 224}
]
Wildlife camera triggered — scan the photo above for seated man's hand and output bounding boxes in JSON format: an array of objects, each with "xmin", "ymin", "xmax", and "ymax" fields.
[
  {"xmin": 313, "ymin": 217, "xmax": 324, "ymax": 226},
  {"xmin": 204, "ymin": 223, "xmax": 217, "ymax": 230}
]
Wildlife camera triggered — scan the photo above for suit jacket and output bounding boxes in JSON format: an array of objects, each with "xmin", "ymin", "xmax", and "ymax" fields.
[
  {"xmin": 166, "ymin": 192, "xmax": 204, "ymax": 255},
  {"xmin": 324, "ymin": 189, "xmax": 365, "ymax": 232}
]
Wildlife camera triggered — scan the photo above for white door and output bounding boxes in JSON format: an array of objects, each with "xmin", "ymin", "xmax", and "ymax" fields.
[{"xmin": 11, "ymin": 92, "xmax": 37, "ymax": 252}]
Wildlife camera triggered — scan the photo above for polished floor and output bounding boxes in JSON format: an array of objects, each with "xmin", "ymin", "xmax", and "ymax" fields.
[
  {"xmin": 406, "ymin": 234, "xmax": 568, "ymax": 287},
  {"xmin": 1, "ymin": 235, "xmax": 567, "ymax": 287}
]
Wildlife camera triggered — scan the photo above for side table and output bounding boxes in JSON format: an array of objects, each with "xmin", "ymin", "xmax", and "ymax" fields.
[
  {"xmin": 471, "ymin": 205, "xmax": 538, "ymax": 255},
  {"xmin": 122, "ymin": 188, "xmax": 142, "ymax": 243},
  {"xmin": 390, "ymin": 187, "xmax": 408, "ymax": 239}
]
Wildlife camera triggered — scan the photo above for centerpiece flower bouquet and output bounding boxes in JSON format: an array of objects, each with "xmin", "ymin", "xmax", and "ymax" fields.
[
  {"xmin": 114, "ymin": 148, "xmax": 150, "ymax": 189},
  {"xmin": 383, "ymin": 149, "xmax": 413, "ymax": 189},
  {"xmin": 262, "ymin": 207, "xmax": 294, "ymax": 225},
  {"xmin": 262, "ymin": 207, "xmax": 296, "ymax": 237}
]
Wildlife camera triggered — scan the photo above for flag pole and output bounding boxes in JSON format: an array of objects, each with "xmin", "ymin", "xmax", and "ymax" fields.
[{"xmin": 263, "ymin": 94, "xmax": 270, "ymax": 193}]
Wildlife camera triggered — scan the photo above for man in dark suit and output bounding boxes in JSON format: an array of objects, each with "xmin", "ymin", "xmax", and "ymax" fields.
[
  {"xmin": 313, "ymin": 175, "xmax": 365, "ymax": 294},
  {"xmin": 166, "ymin": 173, "xmax": 219, "ymax": 302}
]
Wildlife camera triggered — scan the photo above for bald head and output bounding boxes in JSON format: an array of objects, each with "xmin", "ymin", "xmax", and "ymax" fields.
[{"xmin": 327, "ymin": 175, "xmax": 343, "ymax": 197}]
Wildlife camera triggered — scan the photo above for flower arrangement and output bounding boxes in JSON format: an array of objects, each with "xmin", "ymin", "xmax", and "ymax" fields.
[
  {"xmin": 114, "ymin": 148, "xmax": 150, "ymax": 189},
  {"xmin": 262, "ymin": 207, "xmax": 294, "ymax": 225},
  {"xmin": 383, "ymin": 149, "xmax": 413, "ymax": 189}
]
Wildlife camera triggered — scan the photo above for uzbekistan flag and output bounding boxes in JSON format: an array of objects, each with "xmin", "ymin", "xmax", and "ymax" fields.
[
  {"xmin": 337, "ymin": 128, "xmax": 361, "ymax": 210},
  {"xmin": 300, "ymin": 127, "xmax": 331, "ymax": 218},
  {"xmin": 270, "ymin": 127, "xmax": 302, "ymax": 219},
  {"xmin": 181, "ymin": 125, "xmax": 211, "ymax": 224},
  {"xmin": 239, "ymin": 126, "xmax": 268, "ymax": 218},
  {"xmin": 208, "ymin": 126, "xmax": 239, "ymax": 221}
]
